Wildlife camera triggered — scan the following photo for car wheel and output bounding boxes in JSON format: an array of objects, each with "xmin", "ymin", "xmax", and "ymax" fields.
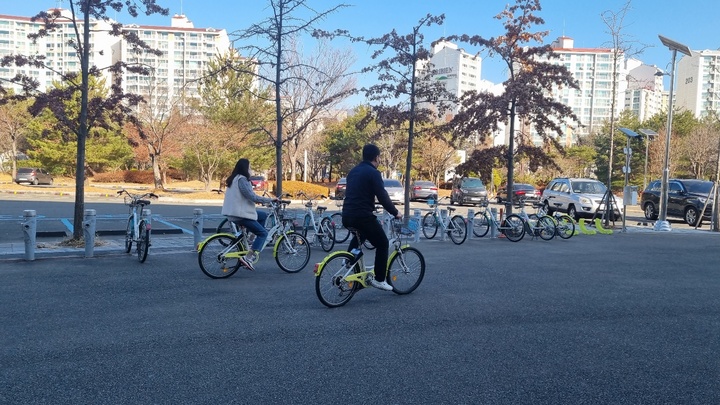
[
  {"xmin": 685, "ymin": 206, "xmax": 700, "ymax": 226},
  {"xmin": 567, "ymin": 205, "xmax": 578, "ymax": 220},
  {"xmin": 643, "ymin": 202, "xmax": 658, "ymax": 220},
  {"xmin": 32, "ymin": 178, "xmax": 38, "ymax": 186},
  {"xmin": 543, "ymin": 200, "xmax": 553, "ymax": 215},
  {"xmin": 48, "ymin": 178, "xmax": 54, "ymax": 186}
]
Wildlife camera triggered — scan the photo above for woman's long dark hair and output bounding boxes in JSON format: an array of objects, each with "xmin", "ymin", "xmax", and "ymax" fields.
[{"xmin": 225, "ymin": 158, "xmax": 250, "ymax": 187}]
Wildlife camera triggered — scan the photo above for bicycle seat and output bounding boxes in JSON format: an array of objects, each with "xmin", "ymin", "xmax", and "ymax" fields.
[
  {"xmin": 280, "ymin": 199, "xmax": 291, "ymax": 205},
  {"xmin": 304, "ymin": 202, "xmax": 313, "ymax": 208},
  {"xmin": 317, "ymin": 206, "xmax": 327, "ymax": 213},
  {"xmin": 137, "ymin": 199, "xmax": 151, "ymax": 206},
  {"xmin": 447, "ymin": 207, "xmax": 456, "ymax": 212}
]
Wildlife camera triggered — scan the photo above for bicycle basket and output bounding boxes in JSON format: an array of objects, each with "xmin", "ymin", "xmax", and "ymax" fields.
[
  {"xmin": 426, "ymin": 198, "xmax": 436, "ymax": 208},
  {"xmin": 335, "ymin": 198, "xmax": 344, "ymax": 208},
  {"xmin": 393, "ymin": 219, "xmax": 418, "ymax": 237}
]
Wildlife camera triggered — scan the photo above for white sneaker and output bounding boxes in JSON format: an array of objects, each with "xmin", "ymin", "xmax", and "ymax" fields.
[
  {"xmin": 239, "ymin": 254, "xmax": 255, "ymax": 271},
  {"xmin": 369, "ymin": 278, "xmax": 393, "ymax": 291}
]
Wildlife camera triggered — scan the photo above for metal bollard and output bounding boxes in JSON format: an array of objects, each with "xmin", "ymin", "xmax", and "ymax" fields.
[
  {"xmin": 22, "ymin": 210, "xmax": 37, "ymax": 261},
  {"xmin": 467, "ymin": 209, "xmax": 475, "ymax": 240},
  {"xmin": 413, "ymin": 209, "xmax": 422, "ymax": 243},
  {"xmin": 192, "ymin": 208, "xmax": 204, "ymax": 249},
  {"xmin": 83, "ymin": 209, "xmax": 96, "ymax": 258},
  {"xmin": 490, "ymin": 208, "xmax": 498, "ymax": 238},
  {"xmin": 440, "ymin": 209, "xmax": 448, "ymax": 241}
]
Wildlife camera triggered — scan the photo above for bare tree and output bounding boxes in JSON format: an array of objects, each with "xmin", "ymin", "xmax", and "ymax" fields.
[
  {"xmin": 281, "ymin": 37, "xmax": 355, "ymax": 181},
  {"xmin": 0, "ymin": 98, "xmax": 32, "ymax": 177},
  {"xmin": 414, "ymin": 132, "xmax": 459, "ymax": 185},
  {"xmin": 0, "ymin": 1, "xmax": 168, "ymax": 239},
  {"xmin": 600, "ymin": 0, "xmax": 649, "ymax": 219},
  {"xmin": 130, "ymin": 68, "xmax": 187, "ymax": 189},
  {"xmin": 230, "ymin": 0, "xmax": 349, "ymax": 195}
]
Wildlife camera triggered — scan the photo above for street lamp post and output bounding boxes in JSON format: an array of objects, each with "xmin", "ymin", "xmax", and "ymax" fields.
[
  {"xmin": 655, "ymin": 35, "xmax": 693, "ymax": 232},
  {"xmin": 618, "ymin": 127, "xmax": 640, "ymax": 232}
]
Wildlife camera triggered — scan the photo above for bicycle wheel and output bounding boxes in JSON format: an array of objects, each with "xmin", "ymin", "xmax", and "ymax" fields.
[
  {"xmin": 422, "ymin": 212, "xmax": 438, "ymax": 239},
  {"xmin": 137, "ymin": 220, "xmax": 150, "ymax": 263},
  {"xmin": 555, "ymin": 214, "xmax": 575, "ymax": 239},
  {"xmin": 274, "ymin": 232, "xmax": 311, "ymax": 273},
  {"xmin": 198, "ymin": 234, "xmax": 242, "ymax": 278},
  {"xmin": 502, "ymin": 214, "xmax": 525, "ymax": 242},
  {"xmin": 319, "ymin": 217, "xmax": 335, "ymax": 252},
  {"xmin": 472, "ymin": 212, "xmax": 490, "ymax": 238},
  {"xmin": 536, "ymin": 216, "xmax": 557, "ymax": 241},
  {"xmin": 448, "ymin": 215, "xmax": 467, "ymax": 245},
  {"xmin": 215, "ymin": 218, "xmax": 234, "ymax": 234},
  {"xmin": 315, "ymin": 252, "xmax": 359, "ymax": 308},
  {"xmin": 330, "ymin": 212, "xmax": 350, "ymax": 243},
  {"xmin": 388, "ymin": 246, "xmax": 425, "ymax": 295},
  {"xmin": 125, "ymin": 217, "xmax": 133, "ymax": 253}
]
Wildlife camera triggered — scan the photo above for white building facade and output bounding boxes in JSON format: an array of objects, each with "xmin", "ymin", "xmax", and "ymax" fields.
[
  {"xmin": 675, "ymin": 49, "xmax": 720, "ymax": 118},
  {"xmin": 0, "ymin": 10, "xmax": 230, "ymax": 111},
  {"xmin": 624, "ymin": 59, "xmax": 665, "ymax": 122},
  {"xmin": 532, "ymin": 37, "xmax": 628, "ymax": 145}
]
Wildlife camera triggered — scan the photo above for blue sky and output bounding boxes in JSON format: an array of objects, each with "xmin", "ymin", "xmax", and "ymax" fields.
[{"xmin": 4, "ymin": 0, "xmax": 719, "ymax": 107}]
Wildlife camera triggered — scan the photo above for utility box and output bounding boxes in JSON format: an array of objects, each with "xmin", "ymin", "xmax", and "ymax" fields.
[{"xmin": 624, "ymin": 186, "xmax": 638, "ymax": 206}]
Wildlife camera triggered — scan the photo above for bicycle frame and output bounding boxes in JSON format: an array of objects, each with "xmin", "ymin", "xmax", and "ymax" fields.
[
  {"xmin": 427, "ymin": 199, "xmax": 461, "ymax": 233},
  {"xmin": 314, "ymin": 220, "xmax": 411, "ymax": 288},
  {"xmin": 197, "ymin": 200, "xmax": 298, "ymax": 258}
]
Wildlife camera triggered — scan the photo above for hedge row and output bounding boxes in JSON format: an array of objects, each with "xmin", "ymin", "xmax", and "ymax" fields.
[{"xmin": 92, "ymin": 169, "xmax": 184, "ymax": 184}]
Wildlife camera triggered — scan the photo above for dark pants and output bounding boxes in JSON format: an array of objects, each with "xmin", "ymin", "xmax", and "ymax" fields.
[{"xmin": 342, "ymin": 215, "xmax": 389, "ymax": 282}]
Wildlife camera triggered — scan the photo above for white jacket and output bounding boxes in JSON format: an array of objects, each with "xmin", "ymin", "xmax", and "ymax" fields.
[{"xmin": 221, "ymin": 175, "xmax": 271, "ymax": 220}]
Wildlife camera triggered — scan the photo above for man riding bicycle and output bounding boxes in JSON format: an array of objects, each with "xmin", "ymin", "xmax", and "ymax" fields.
[{"xmin": 342, "ymin": 144, "xmax": 402, "ymax": 291}]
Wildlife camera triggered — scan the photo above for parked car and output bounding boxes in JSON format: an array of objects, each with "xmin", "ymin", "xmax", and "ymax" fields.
[
  {"xmin": 335, "ymin": 177, "xmax": 347, "ymax": 199},
  {"xmin": 410, "ymin": 180, "xmax": 438, "ymax": 201},
  {"xmin": 382, "ymin": 178, "xmax": 405, "ymax": 204},
  {"xmin": 640, "ymin": 179, "xmax": 714, "ymax": 226},
  {"xmin": 14, "ymin": 167, "xmax": 53, "ymax": 185},
  {"xmin": 541, "ymin": 177, "xmax": 624, "ymax": 220},
  {"xmin": 496, "ymin": 183, "xmax": 541, "ymax": 204},
  {"xmin": 249, "ymin": 175, "xmax": 267, "ymax": 192},
  {"xmin": 450, "ymin": 177, "xmax": 488, "ymax": 206}
]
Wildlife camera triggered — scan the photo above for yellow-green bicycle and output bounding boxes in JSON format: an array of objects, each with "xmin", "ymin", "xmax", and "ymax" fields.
[{"xmin": 314, "ymin": 219, "xmax": 425, "ymax": 308}]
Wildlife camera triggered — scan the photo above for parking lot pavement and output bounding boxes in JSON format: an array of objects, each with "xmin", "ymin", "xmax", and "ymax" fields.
[{"xmin": 3, "ymin": 225, "xmax": 720, "ymax": 403}]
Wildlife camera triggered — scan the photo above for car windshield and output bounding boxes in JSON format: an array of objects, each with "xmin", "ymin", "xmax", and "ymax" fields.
[
  {"xmin": 462, "ymin": 178, "xmax": 485, "ymax": 189},
  {"xmin": 384, "ymin": 179, "xmax": 402, "ymax": 188},
  {"xmin": 18, "ymin": 168, "xmax": 33, "ymax": 173},
  {"xmin": 571, "ymin": 181, "xmax": 606, "ymax": 194},
  {"xmin": 686, "ymin": 181, "xmax": 713, "ymax": 195},
  {"xmin": 416, "ymin": 181, "xmax": 434, "ymax": 187},
  {"xmin": 515, "ymin": 184, "xmax": 534, "ymax": 191},
  {"xmin": 338, "ymin": 178, "xmax": 346, "ymax": 184},
  {"xmin": 250, "ymin": 176, "xmax": 264, "ymax": 181}
]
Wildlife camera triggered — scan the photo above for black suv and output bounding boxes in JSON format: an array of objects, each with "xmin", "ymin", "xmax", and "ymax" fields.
[
  {"xmin": 640, "ymin": 179, "xmax": 714, "ymax": 226},
  {"xmin": 450, "ymin": 177, "xmax": 487, "ymax": 206}
]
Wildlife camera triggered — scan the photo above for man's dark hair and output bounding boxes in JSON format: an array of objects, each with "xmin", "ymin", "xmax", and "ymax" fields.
[{"xmin": 362, "ymin": 144, "xmax": 381, "ymax": 162}]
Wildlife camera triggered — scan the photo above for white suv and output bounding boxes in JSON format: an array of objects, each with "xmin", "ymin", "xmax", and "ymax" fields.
[{"xmin": 541, "ymin": 178, "xmax": 624, "ymax": 220}]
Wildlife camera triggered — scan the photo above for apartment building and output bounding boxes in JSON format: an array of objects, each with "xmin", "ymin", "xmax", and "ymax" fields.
[
  {"xmin": 624, "ymin": 59, "xmax": 665, "ymax": 122},
  {"xmin": 0, "ymin": 9, "xmax": 231, "ymax": 112},
  {"xmin": 425, "ymin": 40, "xmax": 483, "ymax": 111},
  {"xmin": 535, "ymin": 36, "xmax": 628, "ymax": 144},
  {"xmin": 0, "ymin": 9, "xmax": 115, "ymax": 92},
  {"xmin": 675, "ymin": 49, "xmax": 720, "ymax": 118}
]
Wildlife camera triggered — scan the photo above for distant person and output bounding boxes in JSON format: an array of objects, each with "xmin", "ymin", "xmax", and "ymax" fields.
[
  {"xmin": 342, "ymin": 144, "xmax": 402, "ymax": 291},
  {"xmin": 221, "ymin": 158, "xmax": 276, "ymax": 271}
]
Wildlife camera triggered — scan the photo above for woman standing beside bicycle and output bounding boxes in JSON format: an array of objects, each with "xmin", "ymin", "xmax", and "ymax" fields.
[{"xmin": 222, "ymin": 158, "xmax": 277, "ymax": 271}]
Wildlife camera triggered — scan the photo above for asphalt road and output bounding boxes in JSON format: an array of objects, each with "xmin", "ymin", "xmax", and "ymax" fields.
[{"xmin": 2, "ymin": 210, "xmax": 720, "ymax": 403}]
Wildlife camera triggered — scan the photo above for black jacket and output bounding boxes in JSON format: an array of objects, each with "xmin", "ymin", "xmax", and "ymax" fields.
[{"xmin": 341, "ymin": 160, "xmax": 399, "ymax": 219}]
